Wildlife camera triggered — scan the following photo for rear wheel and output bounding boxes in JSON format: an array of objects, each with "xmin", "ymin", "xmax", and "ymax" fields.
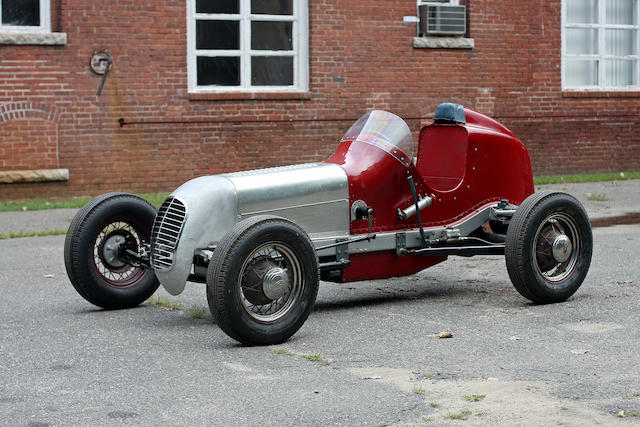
[
  {"xmin": 505, "ymin": 192, "xmax": 592, "ymax": 303},
  {"xmin": 64, "ymin": 193, "xmax": 160, "ymax": 309},
  {"xmin": 207, "ymin": 215, "xmax": 319, "ymax": 345}
]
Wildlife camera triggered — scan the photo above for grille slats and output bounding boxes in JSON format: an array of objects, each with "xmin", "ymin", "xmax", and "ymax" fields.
[{"xmin": 151, "ymin": 197, "xmax": 186, "ymax": 270}]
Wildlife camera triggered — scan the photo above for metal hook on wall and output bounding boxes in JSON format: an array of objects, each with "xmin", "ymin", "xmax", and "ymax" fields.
[{"xmin": 90, "ymin": 51, "xmax": 113, "ymax": 96}]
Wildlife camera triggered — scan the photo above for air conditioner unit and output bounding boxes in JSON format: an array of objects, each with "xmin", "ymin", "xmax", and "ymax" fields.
[{"xmin": 418, "ymin": 3, "xmax": 466, "ymax": 36}]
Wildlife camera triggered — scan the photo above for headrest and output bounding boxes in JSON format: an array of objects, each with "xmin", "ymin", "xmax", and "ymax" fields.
[{"xmin": 434, "ymin": 103, "xmax": 466, "ymax": 124}]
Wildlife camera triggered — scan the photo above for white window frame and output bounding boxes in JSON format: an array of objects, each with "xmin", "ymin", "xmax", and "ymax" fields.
[
  {"xmin": 187, "ymin": 0, "xmax": 309, "ymax": 93},
  {"xmin": 0, "ymin": 0, "xmax": 51, "ymax": 33},
  {"xmin": 416, "ymin": 0, "xmax": 459, "ymax": 5},
  {"xmin": 562, "ymin": 0, "xmax": 640, "ymax": 90}
]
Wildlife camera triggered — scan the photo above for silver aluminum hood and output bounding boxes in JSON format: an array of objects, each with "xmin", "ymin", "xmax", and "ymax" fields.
[{"xmin": 153, "ymin": 162, "xmax": 349, "ymax": 295}]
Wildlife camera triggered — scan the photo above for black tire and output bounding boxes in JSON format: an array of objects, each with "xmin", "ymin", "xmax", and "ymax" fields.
[
  {"xmin": 505, "ymin": 191, "xmax": 592, "ymax": 304},
  {"xmin": 64, "ymin": 193, "xmax": 160, "ymax": 309},
  {"xmin": 206, "ymin": 215, "xmax": 319, "ymax": 345}
]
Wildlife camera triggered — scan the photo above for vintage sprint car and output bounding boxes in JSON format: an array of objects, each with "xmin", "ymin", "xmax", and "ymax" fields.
[{"xmin": 64, "ymin": 104, "xmax": 593, "ymax": 345}]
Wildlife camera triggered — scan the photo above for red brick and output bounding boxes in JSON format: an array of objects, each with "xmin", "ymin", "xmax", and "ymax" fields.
[{"xmin": 0, "ymin": 0, "xmax": 639, "ymax": 200}]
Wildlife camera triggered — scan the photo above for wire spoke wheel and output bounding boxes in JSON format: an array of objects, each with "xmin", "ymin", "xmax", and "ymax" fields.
[
  {"xmin": 207, "ymin": 215, "xmax": 319, "ymax": 345},
  {"xmin": 533, "ymin": 213, "xmax": 580, "ymax": 284},
  {"xmin": 64, "ymin": 193, "xmax": 160, "ymax": 309},
  {"xmin": 505, "ymin": 192, "xmax": 592, "ymax": 304},
  {"xmin": 93, "ymin": 220, "xmax": 147, "ymax": 288},
  {"xmin": 238, "ymin": 242, "xmax": 302, "ymax": 323}
]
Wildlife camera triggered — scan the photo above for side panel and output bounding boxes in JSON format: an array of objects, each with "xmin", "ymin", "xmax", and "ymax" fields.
[
  {"xmin": 326, "ymin": 141, "xmax": 451, "ymax": 282},
  {"xmin": 226, "ymin": 163, "xmax": 350, "ymax": 240},
  {"xmin": 342, "ymin": 252, "xmax": 447, "ymax": 282},
  {"xmin": 154, "ymin": 164, "xmax": 349, "ymax": 294},
  {"xmin": 326, "ymin": 141, "xmax": 432, "ymax": 235}
]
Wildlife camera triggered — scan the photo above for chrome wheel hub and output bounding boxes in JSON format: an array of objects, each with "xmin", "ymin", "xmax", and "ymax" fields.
[
  {"xmin": 552, "ymin": 234, "xmax": 572, "ymax": 263},
  {"xmin": 533, "ymin": 213, "xmax": 580, "ymax": 283},
  {"xmin": 103, "ymin": 234, "xmax": 126, "ymax": 268},
  {"xmin": 262, "ymin": 267, "xmax": 290, "ymax": 300}
]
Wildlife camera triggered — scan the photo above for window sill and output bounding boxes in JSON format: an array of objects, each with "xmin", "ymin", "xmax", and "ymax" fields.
[
  {"xmin": 562, "ymin": 90, "xmax": 640, "ymax": 98},
  {"xmin": 413, "ymin": 36, "xmax": 474, "ymax": 49},
  {"xmin": 0, "ymin": 168, "xmax": 69, "ymax": 184},
  {"xmin": 189, "ymin": 91, "xmax": 312, "ymax": 101},
  {"xmin": 0, "ymin": 32, "xmax": 67, "ymax": 45}
]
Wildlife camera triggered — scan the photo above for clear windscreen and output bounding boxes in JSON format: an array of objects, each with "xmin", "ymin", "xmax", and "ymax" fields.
[{"xmin": 340, "ymin": 110, "xmax": 414, "ymax": 166}]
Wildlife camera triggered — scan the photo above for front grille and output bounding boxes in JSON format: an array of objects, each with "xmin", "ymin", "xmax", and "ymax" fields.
[{"xmin": 151, "ymin": 197, "xmax": 186, "ymax": 270}]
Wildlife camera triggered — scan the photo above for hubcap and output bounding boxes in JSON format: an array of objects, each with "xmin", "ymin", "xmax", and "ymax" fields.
[
  {"xmin": 552, "ymin": 234, "xmax": 572, "ymax": 263},
  {"xmin": 103, "ymin": 234, "xmax": 126, "ymax": 268},
  {"xmin": 262, "ymin": 267, "xmax": 289, "ymax": 300}
]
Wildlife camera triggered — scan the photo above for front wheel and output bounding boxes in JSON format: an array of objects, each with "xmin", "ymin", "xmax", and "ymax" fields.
[
  {"xmin": 207, "ymin": 215, "xmax": 319, "ymax": 345},
  {"xmin": 505, "ymin": 192, "xmax": 593, "ymax": 304},
  {"xmin": 64, "ymin": 193, "xmax": 160, "ymax": 309}
]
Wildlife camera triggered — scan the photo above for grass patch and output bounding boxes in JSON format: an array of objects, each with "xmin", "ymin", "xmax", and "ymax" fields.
[
  {"xmin": 301, "ymin": 354, "xmax": 327, "ymax": 363},
  {"xmin": 429, "ymin": 402, "xmax": 440, "ymax": 408},
  {"xmin": 273, "ymin": 348, "xmax": 298, "ymax": 357},
  {"xmin": 629, "ymin": 411, "xmax": 640, "ymax": 417},
  {"xmin": 586, "ymin": 193, "xmax": 607, "ymax": 201},
  {"xmin": 420, "ymin": 416, "xmax": 433, "ymax": 422},
  {"xmin": 533, "ymin": 170, "xmax": 640, "ymax": 186},
  {"xmin": 0, "ymin": 229, "xmax": 67, "ymax": 240},
  {"xmin": 0, "ymin": 192, "xmax": 169, "ymax": 212},
  {"xmin": 446, "ymin": 410, "xmax": 472, "ymax": 421},
  {"xmin": 412, "ymin": 387, "xmax": 426, "ymax": 396},
  {"xmin": 463, "ymin": 394, "xmax": 486, "ymax": 402},
  {"xmin": 302, "ymin": 354, "xmax": 321, "ymax": 362},
  {"xmin": 185, "ymin": 306, "xmax": 207, "ymax": 319},
  {"xmin": 424, "ymin": 373, "xmax": 436, "ymax": 380},
  {"xmin": 147, "ymin": 296, "xmax": 183, "ymax": 311},
  {"xmin": 142, "ymin": 193, "xmax": 169, "ymax": 208},
  {"xmin": 273, "ymin": 348, "xmax": 328, "ymax": 364},
  {"xmin": 0, "ymin": 197, "xmax": 92, "ymax": 212}
]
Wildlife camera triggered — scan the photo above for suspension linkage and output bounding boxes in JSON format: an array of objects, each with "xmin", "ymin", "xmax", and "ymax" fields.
[{"xmin": 123, "ymin": 247, "xmax": 152, "ymax": 270}]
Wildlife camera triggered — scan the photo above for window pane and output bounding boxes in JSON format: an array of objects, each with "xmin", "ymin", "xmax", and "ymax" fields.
[
  {"xmin": 606, "ymin": 0, "xmax": 637, "ymax": 25},
  {"xmin": 196, "ymin": 0, "xmax": 239, "ymax": 14},
  {"xmin": 605, "ymin": 59, "xmax": 637, "ymax": 86},
  {"xmin": 196, "ymin": 20, "xmax": 239, "ymax": 50},
  {"xmin": 565, "ymin": 60, "xmax": 599, "ymax": 86},
  {"xmin": 566, "ymin": 28, "xmax": 599, "ymax": 54},
  {"xmin": 197, "ymin": 57, "xmax": 240, "ymax": 86},
  {"xmin": 252, "ymin": 56, "xmax": 293, "ymax": 85},
  {"xmin": 606, "ymin": 29, "xmax": 637, "ymax": 55},
  {"xmin": 251, "ymin": 0, "xmax": 293, "ymax": 15},
  {"xmin": 567, "ymin": 0, "xmax": 598, "ymax": 24},
  {"xmin": 251, "ymin": 21, "xmax": 293, "ymax": 50},
  {"xmin": 1, "ymin": 0, "xmax": 39, "ymax": 26}
]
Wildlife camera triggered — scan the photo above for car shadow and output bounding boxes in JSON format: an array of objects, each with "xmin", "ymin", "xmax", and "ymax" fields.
[{"xmin": 312, "ymin": 281, "xmax": 519, "ymax": 313}]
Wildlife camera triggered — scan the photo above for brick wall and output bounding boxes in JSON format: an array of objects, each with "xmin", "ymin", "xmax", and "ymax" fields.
[{"xmin": 1, "ymin": 0, "xmax": 639, "ymax": 199}]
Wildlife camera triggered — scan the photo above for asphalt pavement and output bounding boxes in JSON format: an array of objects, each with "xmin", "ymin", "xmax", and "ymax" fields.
[{"xmin": 0, "ymin": 181, "xmax": 639, "ymax": 425}]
